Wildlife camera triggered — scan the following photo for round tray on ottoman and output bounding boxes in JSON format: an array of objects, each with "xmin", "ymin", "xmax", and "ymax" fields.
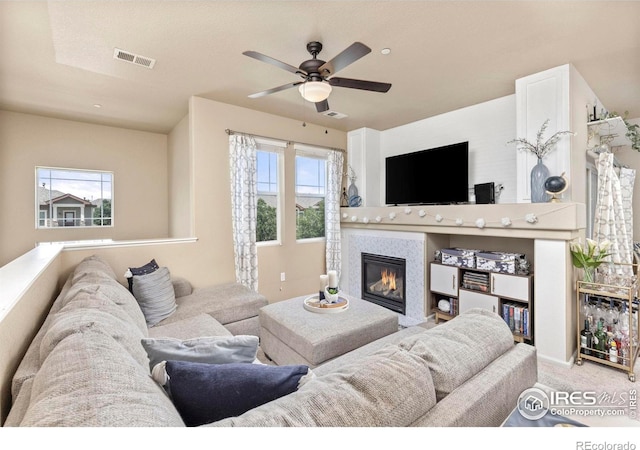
[{"xmin": 303, "ymin": 295, "xmax": 349, "ymax": 313}]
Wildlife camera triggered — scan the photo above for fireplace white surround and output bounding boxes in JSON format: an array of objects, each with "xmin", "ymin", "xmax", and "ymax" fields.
[
  {"xmin": 343, "ymin": 229, "xmax": 426, "ymax": 327},
  {"xmin": 339, "ymin": 202, "xmax": 586, "ymax": 367}
]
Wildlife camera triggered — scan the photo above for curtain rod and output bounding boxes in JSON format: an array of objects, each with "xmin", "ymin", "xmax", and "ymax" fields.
[{"xmin": 225, "ymin": 128, "xmax": 345, "ymax": 153}]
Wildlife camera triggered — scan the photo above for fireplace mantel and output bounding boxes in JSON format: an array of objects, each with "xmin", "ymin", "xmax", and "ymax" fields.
[
  {"xmin": 340, "ymin": 203, "xmax": 585, "ymax": 240},
  {"xmin": 341, "ymin": 202, "xmax": 586, "ymax": 367}
]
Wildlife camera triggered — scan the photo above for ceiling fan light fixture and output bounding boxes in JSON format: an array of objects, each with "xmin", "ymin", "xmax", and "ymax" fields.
[{"xmin": 299, "ymin": 81, "xmax": 332, "ymax": 102}]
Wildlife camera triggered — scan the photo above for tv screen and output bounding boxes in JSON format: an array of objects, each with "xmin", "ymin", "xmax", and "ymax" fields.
[{"xmin": 385, "ymin": 142, "xmax": 469, "ymax": 205}]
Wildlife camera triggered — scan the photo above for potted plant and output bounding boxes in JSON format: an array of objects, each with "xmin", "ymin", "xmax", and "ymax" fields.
[
  {"xmin": 601, "ymin": 111, "xmax": 640, "ymax": 152},
  {"xmin": 507, "ymin": 119, "xmax": 575, "ymax": 203},
  {"xmin": 570, "ymin": 238, "xmax": 611, "ymax": 283}
]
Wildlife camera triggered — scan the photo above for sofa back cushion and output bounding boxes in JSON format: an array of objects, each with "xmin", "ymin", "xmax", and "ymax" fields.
[
  {"xmin": 210, "ymin": 344, "xmax": 436, "ymax": 427},
  {"xmin": 61, "ymin": 278, "xmax": 148, "ymax": 334},
  {"xmin": 40, "ymin": 296, "xmax": 150, "ymax": 368},
  {"xmin": 399, "ymin": 308, "xmax": 514, "ymax": 401},
  {"xmin": 20, "ymin": 329, "xmax": 184, "ymax": 426},
  {"xmin": 10, "ymin": 274, "xmax": 73, "ymax": 402},
  {"xmin": 71, "ymin": 254, "xmax": 117, "ymax": 285}
]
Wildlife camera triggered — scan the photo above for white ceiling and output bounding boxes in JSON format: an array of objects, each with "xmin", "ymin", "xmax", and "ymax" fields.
[{"xmin": 1, "ymin": 1, "xmax": 639, "ymax": 134}]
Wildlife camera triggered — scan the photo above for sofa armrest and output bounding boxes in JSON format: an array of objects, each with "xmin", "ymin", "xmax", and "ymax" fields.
[
  {"xmin": 172, "ymin": 277, "xmax": 193, "ymax": 298},
  {"xmin": 411, "ymin": 343, "xmax": 537, "ymax": 427}
]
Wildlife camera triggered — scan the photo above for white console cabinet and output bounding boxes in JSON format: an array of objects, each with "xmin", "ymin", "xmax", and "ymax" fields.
[{"xmin": 429, "ymin": 261, "xmax": 534, "ymax": 343}]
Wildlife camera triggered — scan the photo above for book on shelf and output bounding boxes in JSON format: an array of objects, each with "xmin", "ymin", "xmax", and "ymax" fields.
[
  {"xmin": 502, "ymin": 302, "xmax": 530, "ymax": 337},
  {"xmin": 462, "ymin": 272, "xmax": 489, "ymax": 291}
]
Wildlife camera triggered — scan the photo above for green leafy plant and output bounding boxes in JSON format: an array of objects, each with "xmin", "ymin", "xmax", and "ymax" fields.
[
  {"xmin": 602, "ymin": 111, "xmax": 640, "ymax": 152},
  {"xmin": 507, "ymin": 119, "xmax": 575, "ymax": 159}
]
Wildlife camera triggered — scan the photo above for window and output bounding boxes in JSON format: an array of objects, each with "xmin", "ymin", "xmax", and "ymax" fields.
[
  {"xmin": 256, "ymin": 140, "xmax": 284, "ymax": 243},
  {"xmin": 295, "ymin": 150, "xmax": 327, "ymax": 240},
  {"xmin": 36, "ymin": 167, "xmax": 113, "ymax": 228}
]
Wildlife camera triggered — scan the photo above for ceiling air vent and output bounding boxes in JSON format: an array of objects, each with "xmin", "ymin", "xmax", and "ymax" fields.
[
  {"xmin": 113, "ymin": 48, "xmax": 156, "ymax": 69},
  {"xmin": 322, "ymin": 110, "xmax": 348, "ymax": 119}
]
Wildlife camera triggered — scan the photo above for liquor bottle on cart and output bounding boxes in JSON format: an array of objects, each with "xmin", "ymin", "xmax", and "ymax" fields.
[
  {"xmin": 580, "ymin": 319, "xmax": 593, "ymax": 356},
  {"xmin": 593, "ymin": 320, "xmax": 607, "ymax": 360}
]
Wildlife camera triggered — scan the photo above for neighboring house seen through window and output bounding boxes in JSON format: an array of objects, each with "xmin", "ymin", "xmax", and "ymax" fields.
[
  {"xmin": 295, "ymin": 150, "xmax": 326, "ymax": 240},
  {"xmin": 36, "ymin": 167, "xmax": 113, "ymax": 228}
]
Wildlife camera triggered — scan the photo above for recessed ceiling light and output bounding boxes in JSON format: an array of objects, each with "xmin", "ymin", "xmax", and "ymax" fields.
[
  {"xmin": 381, "ymin": 48, "xmax": 391, "ymax": 55},
  {"xmin": 93, "ymin": 104, "xmax": 102, "ymax": 108}
]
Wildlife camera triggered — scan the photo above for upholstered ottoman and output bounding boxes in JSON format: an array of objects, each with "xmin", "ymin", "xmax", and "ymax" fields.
[{"xmin": 259, "ymin": 294, "xmax": 399, "ymax": 367}]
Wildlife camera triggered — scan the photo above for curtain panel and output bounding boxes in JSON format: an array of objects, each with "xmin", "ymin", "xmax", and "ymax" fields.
[
  {"xmin": 593, "ymin": 152, "xmax": 636, "ymax": 276},
  {"xmin": 229, "ymin": 135, "xmax": 259, "ymax": 292},
  {"xmin": 326, "ymin": 150, "xmax": 344, "ymax": 280}
]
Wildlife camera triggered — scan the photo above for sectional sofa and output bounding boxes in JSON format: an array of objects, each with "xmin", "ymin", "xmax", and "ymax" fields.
[{"xmin": 4, "ymin": 255, "xmax": 537, "ymax": 427}]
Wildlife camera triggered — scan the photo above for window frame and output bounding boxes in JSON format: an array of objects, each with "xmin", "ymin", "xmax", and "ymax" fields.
[
  {"xmin": 294, "ymin": 145, "xmax": 328, "ymax": 243},
  {"xmin": 35, "ymin": 166, "xmax": 114, "ymax": 230},
  {"xmin": 255, "ymin": 138, "xmax": 286, "ymax": 246}
]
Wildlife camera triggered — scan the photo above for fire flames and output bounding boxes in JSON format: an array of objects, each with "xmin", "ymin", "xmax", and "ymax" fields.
[{"xmin": 381, "ymin": 269, "xmax": 397, "ymax": 291}]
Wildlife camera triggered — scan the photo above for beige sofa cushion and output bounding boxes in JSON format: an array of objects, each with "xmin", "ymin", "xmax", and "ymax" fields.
[
  {"xmin": 40, "ymin": 297, "xmax": 149, "ymax": 368},
  {"xmin": 10, "ymin": 275, "xmax": 73, "ymax": 401},
  {"xmin": 20, "ymin": 330, "xmax": 184, "ymax": 427},
  {"xmin": 62, "ymin": 278, "xmax": 148, "ymax": 334},
  {"xmin": 71, "ymin": 254, "xmax": 117, "ymax": 285},
  {"xmin": 158, "ymin": 282, "xmax": 267, "ymax": 326},
  {"xmin": 399, "ymin": 308, "xmax": 514, "ymax": 401},
  {"xmin": 210, "ymin": 344, "xmax": 436, "ymax": 427},
  {"xmin": 149, "ymin": 313, "xmax": 232, "ymax": 340}
]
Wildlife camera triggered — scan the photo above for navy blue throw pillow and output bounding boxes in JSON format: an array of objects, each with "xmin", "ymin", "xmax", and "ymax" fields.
[
  {"xmin": 126, "ymin": 259, "xmax": 159, "ymax": 292},
  {"xmin": 164, "ymin": 360, "xmax": 310, "ymax": 426}
]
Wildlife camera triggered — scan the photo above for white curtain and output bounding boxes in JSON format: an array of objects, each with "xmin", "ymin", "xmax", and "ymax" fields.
[
  {"xmin": 593, "ymin": 152, "xmax": 636, "ymax": 276},
  {"xmin": 325, "ymin": 150, "xmax": 344, "ymax": 280},
  {"xmin": 229, "ymin": 134, "xmax": 259, "ymax": 291}
]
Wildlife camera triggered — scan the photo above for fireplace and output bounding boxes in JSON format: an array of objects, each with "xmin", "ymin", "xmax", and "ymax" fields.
[{"xmin": 361, "ymin": 253, "xmax": 406, "ymax": 314}]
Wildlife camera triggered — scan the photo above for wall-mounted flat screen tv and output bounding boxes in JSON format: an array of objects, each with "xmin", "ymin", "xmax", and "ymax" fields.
[{"xmin": 385, "ymin": 142, "xmax": 469, "ymax": 205}]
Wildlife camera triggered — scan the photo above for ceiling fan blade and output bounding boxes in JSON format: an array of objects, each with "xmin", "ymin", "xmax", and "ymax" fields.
[
  {"xmin": 329, "ymin": 77, "xmax": 391, "ymax": 93},
  {"xmin": 243, "ymin": 51, "xmax": 304, "ymax": 76},
  {"xmin": 318, "ymin": 42, "xmax": 371, "ymax": 76},
  {"xmin": 248, "ymin": 82, "xmax": 303, "ymax": 98},
  {"xmin": 315, "ymin": 99, "xmax": 329, "ymax": 113}
]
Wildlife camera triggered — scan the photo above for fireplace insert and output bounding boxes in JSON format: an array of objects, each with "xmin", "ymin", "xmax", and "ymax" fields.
[{"xmin": 361, "ymin": 253, "xmax": 406, "ymax": 314}]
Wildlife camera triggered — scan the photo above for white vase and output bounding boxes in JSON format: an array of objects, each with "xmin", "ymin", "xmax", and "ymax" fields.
[{"xmin": 324, "ymin": 287, "xmax": 340, "ymax": 303}]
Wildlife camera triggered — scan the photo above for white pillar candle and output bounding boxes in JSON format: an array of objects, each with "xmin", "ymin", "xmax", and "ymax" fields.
[
  {"xmin": 327, "ymin": 270, "xmax": 338, "ymax": 288},
  {"xmin": 319, "ymin": 274, "xmax": 328, "ymax": 291}
]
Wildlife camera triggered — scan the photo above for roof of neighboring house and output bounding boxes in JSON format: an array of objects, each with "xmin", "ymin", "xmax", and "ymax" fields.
[
  {"xmin": 258, "ymin": 194, "xmax": 323, "ymax": 211},
  {"xmin": 258, "ymin": 194, "xmax": 277, "ymax": 208},
  {"xmin": 37, "ymin": 186, "xmax": 66, "ymax": 205},
  {"xmin": 295, "ymin": 196, "xmax": 323, "ymax": 210},
  {"xmin": 91, "ymin": 198, "xmax": 110, "ymax": 207},
  {"xmin": 38, "ymin": 187, "xmax": 93, "ymax": 206}
]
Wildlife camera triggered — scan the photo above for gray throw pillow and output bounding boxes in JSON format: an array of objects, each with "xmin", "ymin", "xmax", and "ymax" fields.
[
  {"xmin": 131, "ymin": 267, "xmax": 177, "ymax": 327},
  {"xmin": 141, "ymin": 335, "xmax": 260, "ymax": 371}
]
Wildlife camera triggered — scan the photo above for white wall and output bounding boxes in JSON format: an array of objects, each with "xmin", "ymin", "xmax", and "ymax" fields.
[{"xmin": 378, "ymin": 95, "xmax": 517, "ymax": 205}]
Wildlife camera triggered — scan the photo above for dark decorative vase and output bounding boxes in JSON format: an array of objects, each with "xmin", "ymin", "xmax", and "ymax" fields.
[{"xmin": 530, "ymin": 158, "xmax": 551, "ymax": 203}]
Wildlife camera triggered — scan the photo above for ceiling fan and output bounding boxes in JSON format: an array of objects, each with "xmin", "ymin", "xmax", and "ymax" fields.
[{"xmin": 243, "ymin": 41, "xmax": 391, "ymax": 113}]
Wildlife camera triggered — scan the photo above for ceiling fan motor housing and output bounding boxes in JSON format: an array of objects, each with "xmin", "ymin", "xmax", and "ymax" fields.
[{"xmin": 300, "ymin": 42, "xmax": 327, "ymax": 80}]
